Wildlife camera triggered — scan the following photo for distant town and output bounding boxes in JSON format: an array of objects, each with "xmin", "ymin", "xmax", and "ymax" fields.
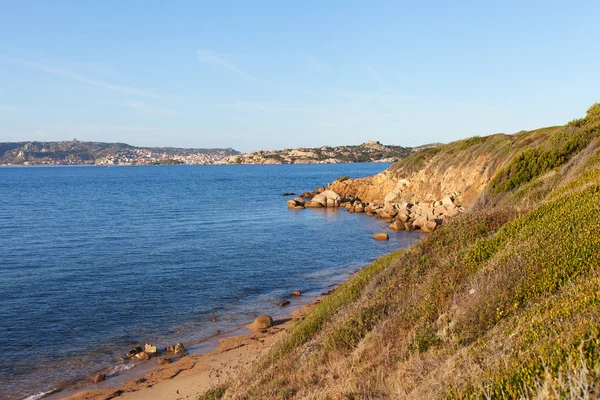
[{"xmin": 0, "ymin": 139, "xmax": 440, "ymax": 166}]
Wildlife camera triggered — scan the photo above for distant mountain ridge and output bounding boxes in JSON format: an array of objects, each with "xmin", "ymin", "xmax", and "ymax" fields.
[
  {"xmin": 0, "ymin": 139, "xmax": 240, "ymax": 165},
  {"xmin": 0, "ymin": 139, "xmax": 440, "ymax": 166}
]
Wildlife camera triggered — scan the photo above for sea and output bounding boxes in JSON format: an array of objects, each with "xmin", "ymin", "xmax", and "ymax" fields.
[{"xmin": 0, "ymin": 163, "xmax": 422, "ymax": 400}]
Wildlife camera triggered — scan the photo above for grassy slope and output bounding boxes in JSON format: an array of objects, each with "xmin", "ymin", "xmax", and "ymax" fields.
[{"xmin": 202, "ymin": 104, "xmax": 600, "ymax": 399}]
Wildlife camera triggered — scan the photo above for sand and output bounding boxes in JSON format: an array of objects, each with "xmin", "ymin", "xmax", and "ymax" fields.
[{"xmin": 60, "ymin": 305, "xmax": 313, "ymax": 400}]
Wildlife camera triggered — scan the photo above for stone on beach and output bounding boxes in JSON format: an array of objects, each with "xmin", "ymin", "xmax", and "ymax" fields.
[
  {"xmin": 155, "ymin": 357, "xmax": 172, "ymax": 366},
  {"xmin": 165, "ymin": 342, "xmax": 187, "ymax": 356},
  {"xmin": 126, "ymin": 346, "xmax": 143, "ymax": 358},
  {"xmin": 134, "ymin": 351, "xmax": 150, "ymax": 360},
  {"xmin": 252, "ymin": 315, "xmax": 274, "ymax": 330},
  {"xmin": 93, "ymin": 374, "xmax": 106, "ymax": 384},
  {"xmin": 144, "ymin": 344, "xmax": 157, "ymax": 354}
]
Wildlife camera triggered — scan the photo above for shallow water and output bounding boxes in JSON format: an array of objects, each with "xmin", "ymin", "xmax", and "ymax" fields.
[{"xmin": 0, "ymin": 163, "xmax": 422, "ymax": 399}]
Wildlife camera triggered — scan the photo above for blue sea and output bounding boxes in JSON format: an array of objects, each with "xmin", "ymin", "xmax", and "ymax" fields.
[{"xmin": 0, "ymin": 164, "xmax": 422, "ymax": 399}]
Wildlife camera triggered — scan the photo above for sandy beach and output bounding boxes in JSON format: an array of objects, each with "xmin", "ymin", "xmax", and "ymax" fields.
[{"xmin": 58, "ymin": 303, "xmax": 314, "ymax": 400}]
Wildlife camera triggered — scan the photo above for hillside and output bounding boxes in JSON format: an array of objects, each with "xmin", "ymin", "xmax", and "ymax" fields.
[
  {"xmin": 217, "ymin": 141, "xmax": 435, "ymax": 164},
  {"xmin": 0, "ymin": 139, "xmax": 239, "ymax": 165},
  {"xmin": 203, "ymin": 104, "xmax": 600, "ymax": 399}
]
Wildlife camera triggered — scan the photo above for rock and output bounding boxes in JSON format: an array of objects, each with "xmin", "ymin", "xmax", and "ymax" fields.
[
  {"xmin": 442, "ymin": 195, "xmax": 454, "ymax": 206},
  {"xmin": 300, "ymin": 191, "xmax": 314, "ymax": 199},
  {"xmin": 252, "ymin": 315, "xmax": 273, "ymax": 330},
  {"xmin": 384, "ymin": 191, "xmax": 397, "ymax": 203},
  {"xmin": 315, "ymin": 186, "xmax": 326, "ymax": 194},
  {"xmin": 126, "ymin": 347, "xmax": 143, "ymax": 358},
  {"xmin": 287, "ymin": 199, "xmax": 298, "ymax": 208},
  {"xmin": 376, "ymin": 210, "xmax": 392, "ymax": 219},
  {"xmin": 155, "ymin": 357, "xmax": 172, "ymax": 366},
  {"xmin": 290, "ymin": 290, "xmax": 302, "ymax": 296},
  {"xmin": 397, "ymin": 213, "xmax": 409, "ymax": 222},
  {"xmin": 373, "ymin": 232, "xmax": 389, "ymax": 241},
  {"xmin": 422, "ymin": 220, "xmax": 438, "ymax": 233},
  {"xmin": 276, "ymin": 299, "xmax": 290, "ymax": 307},
  {"xmin": 354, "ymin": 204, "xmax": 365, "ymax": 213},
  {"xmin": 165, "ymin": 343, "xmax": 186, "ymax": 356},
  {"xmin": 434, "ymin": 205, "xmax": 447, "ymax": 216},
  {"xmin": 389, "ymin": 221, "xmax": 405, "ymax": 231},
  {"xmin": 326, "ymin": 198, "xmax": 339, "ymax": 207},
  {"xmin": 293, "ymin": 197, "xmax": 305, "ymax": 205},
  {"xmin": 281, "ymin": 192, "xmax": 296, "ymax": 196},
  {"xmin": 312, "ymin": 193, "xmax": 328, "ymax": 206},
  {"xmin": 365, "ymin": 211, "xmax": 374, "ymax": 216},
  {"xmin": 321, "ymin": 190, "xmax": 341, "ymax": 201},
  {"xmin": 446, "ymin": 206, "xmax": 459, "ymax": 217},
  {"xmin": 413, "ymin": 216, "xmax": 428, "ymax": 229},
  {"xmin": 93, "ymin": 374, "xmax": 106, "ymax": 384},
  {"xmin": 134, "ymin": 351, "xmax": 149, "ymax": 360},
  {"xmin": 305, "ymin": 201, "xmax": 324, "ymax": 208},
  {"xmin": 144, "ymin": 344, "xmax": 157, "ymax": 354}
]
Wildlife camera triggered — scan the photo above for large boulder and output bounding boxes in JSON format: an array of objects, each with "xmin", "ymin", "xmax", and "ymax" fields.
[
  {"xmin": 413, "ymin": 216, "xmax": 428, "ymax": 229},
  {"xmin": 372, "ymin": 232, "xmax": 389, "ymax": 241},
  {"xmin": 252, "ymin": 315, "xmax": 273, "ymax": 330},
  {"xmin": 321, "ymin": 190, "xmax": 341, "ymax": 201},
  {"xmin": 312, "ymin": 194, "xmax": 328, "ymax": 206}
]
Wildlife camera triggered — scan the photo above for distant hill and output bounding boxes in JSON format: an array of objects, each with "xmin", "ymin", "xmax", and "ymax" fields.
[
  {"xmin": 0, "ymin": 139, "xmax": 240, "ymax": 165},
  {"xmin": 218, "ymin": 141, "xmax": 437, "ymax": 164},
  {"xmin": 0, "ymin": 139, "xmax": 439, "ymax": 166}
]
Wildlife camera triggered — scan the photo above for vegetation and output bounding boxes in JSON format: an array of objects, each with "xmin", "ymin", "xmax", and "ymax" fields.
[{"xmin": 201, "ymin": 104, "xmax": 600, "ymax": 399}]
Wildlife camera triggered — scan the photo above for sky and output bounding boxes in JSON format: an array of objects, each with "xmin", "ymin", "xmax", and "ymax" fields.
[{"xmin": 0, "ymin": 1, "xmax": 599, "ymax": 152}]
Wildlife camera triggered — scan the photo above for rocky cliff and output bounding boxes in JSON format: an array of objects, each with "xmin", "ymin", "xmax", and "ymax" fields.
[{"xmin": 328, "ymin": 130, "xmax": 556, "ymax": 207}]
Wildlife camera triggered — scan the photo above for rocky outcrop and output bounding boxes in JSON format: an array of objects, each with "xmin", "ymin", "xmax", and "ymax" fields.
[{"xmin": 291, "ymin": 187, "xmax": 465, "ymax": 233}]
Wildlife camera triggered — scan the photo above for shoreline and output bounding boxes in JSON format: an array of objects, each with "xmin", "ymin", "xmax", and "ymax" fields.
[{"xmin": 53, "ymin": 297, "xmax": 321, "ymax": 400}]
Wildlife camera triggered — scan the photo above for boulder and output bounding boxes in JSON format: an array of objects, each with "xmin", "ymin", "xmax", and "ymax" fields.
[
  {"xmin": 287, "ymin": 199, "xmax": 298, "ymax": 208},
  {"xmin": 293, "ymin": 197, "xmax": 305, "ymax": 205},
  {"xmin": 165, "ymin": 343, "xmax": 186, "ymax": 356},
  {"xmin": 434, "ymin": 205, "xmax": 446, "ymax": 216},
  {"xmin": 300, "ymin": 191, "xmax": 314, "ymax": 199},
  {"xmin": 422, "ymin": 220, "xmax": 438, "ymax": 233},
  {"xmin": 126, "ymin": 347, "xmax": 143, "ymax": 358},
  {"xmin": 354, "ymin": 204, "xmax": 365, "ymax": 213},
  {"xmin": 389, "ymin": 221, "xmax": 405, "ymax": 231},
  {"xmin": 93, "ymin": 374, "xmax": 106, "ymax": 384},
  {"xmin": 413, "ymin": 216, "xmax": 428, "ymax": 229},
  {"xmin": 384, "ymin": 191, "xmax": 397, "ymax": 203},
  {"xmin": 321, "ymin": 190, "xmax": 341, "ymax": 201},
  {"xmin": 312, "ymin": 194, "xmax": 328, "ymax": 206},
  {"xmin": 372, "ymin": 232, "xmax": 390, "ymax": 241},
  {"xmin": 305, "ymin": 201, "xmax": 324, "ymax": 208},
  {"xmin": 252, "ymin": 315, "xmax": 273, "ymax": 330},
  {"xmin": 290, "ymin": 290, "xmax": 302, "ymax": 296},
  {"xmin": 326, "ymin": 198, "xmax": 339, "ymax": 207},
  {"xmin": 446, "ymin": 206, "xmax": 459, "ymax": 217},
  {"xmin": 281, "ymin": 192, "xmax": 296, "ymax": 196},
  {"xmin": 134, "ymin": 351, "xmax": 149, "ymax": 360},
  {"xmin": 365, "ymin": 211, "xmax": 374, "ymax": 217},
  {"xmin": 144, "ymin": 344, "xmax": 157, "ymax": 354},
  {"xmin": 397, "ymin": 213, "xmax": 409, "ymax": 222},
  {"xmin": 442, "ymin": 195, "xmax": 454, "ymax": 206},
  {"xmin": 315, "ymin": 186, "xmax": 326, "ymax": 194}
]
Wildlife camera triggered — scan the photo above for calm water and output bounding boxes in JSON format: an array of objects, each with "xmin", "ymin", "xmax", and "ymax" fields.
[{"xmin": 0, "ymin": 164, "xmax": 421, "ymax": 400}]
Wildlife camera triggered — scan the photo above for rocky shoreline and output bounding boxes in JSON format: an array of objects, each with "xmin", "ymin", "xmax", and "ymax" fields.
[{"xmin": 287, "ymin": 183, "xmax": 465, "ymax": 234}]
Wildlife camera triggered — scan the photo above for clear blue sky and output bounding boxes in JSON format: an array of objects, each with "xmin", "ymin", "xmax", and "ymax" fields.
[{"xmin": 0, "ymin": 1, "xmax": 599, "ymax": 152}]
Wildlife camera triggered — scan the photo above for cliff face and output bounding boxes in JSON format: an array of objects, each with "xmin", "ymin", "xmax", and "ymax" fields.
[{"xmin": 328, "ymin": 130, "xmax": 557, "ymax": 207}]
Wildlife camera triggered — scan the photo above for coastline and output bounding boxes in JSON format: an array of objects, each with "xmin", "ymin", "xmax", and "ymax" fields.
[{"xmin": 54, "ymin": 298, "xmax": 321, "ymax": 400}]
